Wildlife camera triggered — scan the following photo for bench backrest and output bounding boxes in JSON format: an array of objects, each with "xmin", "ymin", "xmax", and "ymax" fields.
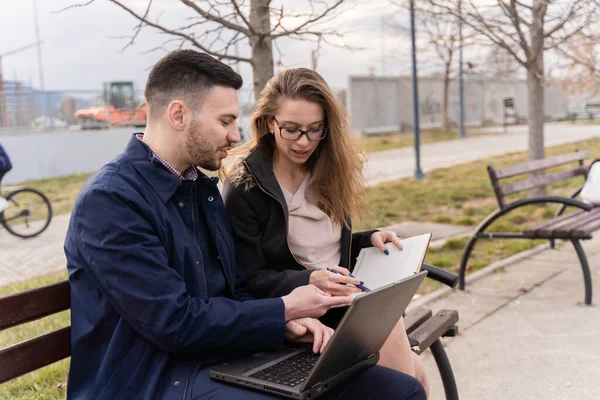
[
  {"xmin": 487, "ymin": 150, "xmax": 590, "ymax": 209},
  {"xmin": 0, "ymin": 280, "xmax": 71, "ymax": 383}
]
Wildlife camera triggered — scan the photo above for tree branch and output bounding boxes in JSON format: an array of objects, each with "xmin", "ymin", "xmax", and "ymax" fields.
[
  {"xmin": 513, "ymin": 0, "xmax": 533, "ymax": 10},
  {"xmin": 445, "ymin": 0, "xmax": 529, "ymax": 66},
  {"xmin": 120, "ymin": 0, "xmax": 153, "ymax": 53},
  {"xmin": 53, "ymin": 0, "xmax": 96, "ymax": 13},
  {"xmin": 179, "ymin": 0, "xmax": 250, "ymax": 35},
  {"xmin": 543, "ymin": 2, "xmax": 597, "ymax": 51},
  {"xmin": 270, "ymin": 0, "xmax": 345, "ymax": 39},
  {"xmin": 544, "ymin": 1, "xmax": 585, "ymax": 38},
  {"xmin": 106, "ymin": 0, "xmax": 251, "ymax": 63},
  {"xmin": 230, "ymin": 0, "xmax": 254, "ymax": 34},
  {"xmin": 498, "ymin": 0, "xmax": 531, "ymax": 60}
]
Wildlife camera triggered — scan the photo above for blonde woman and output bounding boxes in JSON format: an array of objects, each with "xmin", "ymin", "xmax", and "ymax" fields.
[{"xmin": 222, "ymin": 68, "xmax": 429, "ymax": 396}]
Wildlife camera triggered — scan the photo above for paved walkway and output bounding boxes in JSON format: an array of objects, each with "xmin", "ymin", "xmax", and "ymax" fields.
[
  {"xmin": 365, "ymin": 122, "xmax": 600, "ymax": 185},
  {"xmin": 0, "ymin": 213, "xmax": 70, "ymax": 287},
  {"xmin": 415, "ymin": 235, "xmax": 600, "ymax": 399}
]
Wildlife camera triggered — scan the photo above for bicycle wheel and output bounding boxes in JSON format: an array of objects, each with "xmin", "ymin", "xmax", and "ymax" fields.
[{"xmin": 0, "ymin": 188, "xmax": 53, "ymax": 238}]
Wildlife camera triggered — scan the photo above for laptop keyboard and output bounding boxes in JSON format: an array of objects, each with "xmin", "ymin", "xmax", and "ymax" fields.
[{"xmin": 249, "ymin": 351, "xmax": 320, "ymax": 387}]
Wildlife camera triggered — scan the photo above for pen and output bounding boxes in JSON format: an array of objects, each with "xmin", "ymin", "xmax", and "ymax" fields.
[{"xmin": 326, "ymin": 267, "xmax": 371, "ymax": 292}]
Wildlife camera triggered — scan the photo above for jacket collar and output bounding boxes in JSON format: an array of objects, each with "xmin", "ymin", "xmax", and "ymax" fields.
[
  {"xmin": 244, "ymin": 135, "xmax": 288, "ymax": 214},
  {"xmin": 124, "ymin": 133, "xmax": 184, "ymax": 203}
]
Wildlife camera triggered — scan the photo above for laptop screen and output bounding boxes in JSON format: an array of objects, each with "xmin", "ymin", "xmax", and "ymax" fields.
[{"xmin": 302, "ymin": 271, "xmax": 427, "ymax": 389}]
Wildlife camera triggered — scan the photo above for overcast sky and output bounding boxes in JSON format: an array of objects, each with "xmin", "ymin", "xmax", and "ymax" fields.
[{"xmin": 0, "ymin": 0, "xmax": 428, "ymax": 100}]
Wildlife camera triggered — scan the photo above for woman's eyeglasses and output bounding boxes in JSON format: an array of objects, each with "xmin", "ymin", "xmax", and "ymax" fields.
[{"xmin": 273, "ymin": 117, "xmax": 328, "ymax": 141}]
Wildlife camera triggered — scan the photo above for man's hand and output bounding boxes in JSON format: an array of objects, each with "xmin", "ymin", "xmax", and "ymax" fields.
[
  {"xmin": 284, "ymin": 318, "xmax": 335, "ymax": 354},
  {"xmin": 281, "ymin": 284, "xmax": 353, "ymax": 321},
  {"xmin": 370, "ymin": 231, "xmax": 403, "ymax": 254},
  {"xmin": 308, "ymin": 266, "xmax": 363, "ymax": 296}
]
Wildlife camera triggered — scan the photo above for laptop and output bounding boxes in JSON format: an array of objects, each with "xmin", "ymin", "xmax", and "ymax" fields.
[{"xmin": 210, "ymin": 270, "xmax": 428, "ymax": 399}]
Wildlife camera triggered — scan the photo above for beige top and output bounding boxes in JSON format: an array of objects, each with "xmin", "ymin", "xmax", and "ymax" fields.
[{"xmin": 280, "ymin": 173, "xmax": 342, "ymax": 271}]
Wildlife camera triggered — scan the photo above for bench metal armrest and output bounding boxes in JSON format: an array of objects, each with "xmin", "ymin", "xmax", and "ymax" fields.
[
  {"xmin": 506, "ymin": 196, "xmax": 592, "ymax": 213},
  {"xmin": 556, "ymin": 186, "xmax": 585, "ymax": 217},
  {"xmin": 471, "ymin": 196, "xmax": 592, "ymax": 238},
  {"xmin": 422, "ymin": 264, "xmax": 459, "ymax": 288}
]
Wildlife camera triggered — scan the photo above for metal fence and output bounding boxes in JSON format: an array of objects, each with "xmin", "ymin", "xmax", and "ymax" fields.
[
  {"xmin": 0, "ymin": 86, "xmax": 107, "ymax": 134},
  {"xmin": 0, "ymin": 82, "xmax": 256, "ymax": 136}
]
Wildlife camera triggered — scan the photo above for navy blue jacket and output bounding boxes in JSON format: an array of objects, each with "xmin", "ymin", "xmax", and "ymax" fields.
[{"xmin": 64, "ymin": 134, "xmax": 286, "ymax": 399}]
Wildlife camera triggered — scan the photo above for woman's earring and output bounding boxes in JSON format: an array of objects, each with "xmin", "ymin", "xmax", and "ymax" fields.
[{"xmin": 269, "ymin": 130, "xmax": 274, "ymax": 135}]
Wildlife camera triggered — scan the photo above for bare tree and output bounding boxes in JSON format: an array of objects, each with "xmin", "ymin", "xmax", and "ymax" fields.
[
  {"xmin": 429, "ymin": 0, "xmax": 600, "ymax": 175},
  {"xmin": 60, "ymin": 0, "xmax": 350, "ymax": 100},
  {"xmin": 388, "ymin": 1, "xmax": 475, "ymax": 133}
]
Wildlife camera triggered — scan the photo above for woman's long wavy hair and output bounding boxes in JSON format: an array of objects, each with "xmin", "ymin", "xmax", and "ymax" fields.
[{"xmin": 225, "ymin": 68, "xmax": 365, "ymax": 226}]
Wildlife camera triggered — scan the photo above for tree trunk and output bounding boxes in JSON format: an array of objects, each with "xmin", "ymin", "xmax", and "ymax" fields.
[
  {"xmin": 527, "ymin": 65, "xmax": 545, "ymax": 164},
  {"xmin": 442, "ymin": 60, "xmax": 451, "ymax": 134},
  {"xmin": 527, "ymin": 0, "xmax": 546, "ymax": 196},
  {"xmin": 250, "ymin": 0, "xmax": 275, "ymax": 100}
]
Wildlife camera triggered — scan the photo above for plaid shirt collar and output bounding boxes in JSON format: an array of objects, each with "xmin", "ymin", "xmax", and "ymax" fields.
[{"xmin": 136, "ymin": 134, "xmax": 198, "ymax": 181}]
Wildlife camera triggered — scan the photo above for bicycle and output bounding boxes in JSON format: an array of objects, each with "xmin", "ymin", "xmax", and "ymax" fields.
[{"xmin": 0, "ymin": 185, "xmax": 53, "ymax": 238}]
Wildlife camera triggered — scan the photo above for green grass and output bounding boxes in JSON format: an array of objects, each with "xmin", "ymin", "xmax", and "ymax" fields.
[
  {"xmin": 355, "ymin": 136, "xmax": 600, "ymax": 293},
  {"xmin": 555, "ymin": 118, "xmax": 600, "ymax": 125},
  {"xmin": 354, "ymin": 128, "xmax": 497, "ymax": 154},
  {"xmin": 2, "ymin": 136, "xmax": 599, "ymax": 398}
]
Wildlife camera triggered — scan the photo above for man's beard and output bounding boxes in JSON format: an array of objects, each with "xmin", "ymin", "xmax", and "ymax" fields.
[{"xmin": 186, "ymin": 119, "xmax": 221, "ymax": 171}]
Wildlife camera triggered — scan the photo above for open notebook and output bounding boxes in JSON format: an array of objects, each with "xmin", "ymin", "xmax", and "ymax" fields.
[{"xmin": 351, "ymin": 233, "xmax": 432, "ymax": 294}]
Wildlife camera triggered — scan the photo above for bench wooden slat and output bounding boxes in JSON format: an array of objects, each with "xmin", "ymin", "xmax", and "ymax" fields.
[
  {"xmin": 527, "ymin": 208, "xmax": 600, "ymax": 239},
  {"xmin": 409, "ymin": 310, "xmax": 459, "ymax": 355},
  {"xmin": 0, "ymin": 327, "xmax": 71, "ymax": 384},
  {"xmin": 548, "ymin": 208, "xmax": 600, "ymax": 238},
  {"xmin": 554, "ymin": 208, "xmax": 600, "ymax": 236},
  {"xmin": 523, "ymin": 210, "xmax": 588, "ymax": 237},
  {"xmin": 404, "ymin": 306, "xmax": 433, "ymax": 334},
  {"xmin": 573, "ymin": 214, "xmax": 600, "ymax": 237},
  {"xmin": 527, "ymin": 209, "xmax": 592, "ymax": 237},
  {"xmin": 499, "ymin": 166, "xmax": 589, "ymax": 196},
  {"xmin": 0, "ymin": 281, "xmax": 70, "ymax": 331},
  {"xmin": 494, "ymin": 151, "xmax": 589, "ymax": 179}
]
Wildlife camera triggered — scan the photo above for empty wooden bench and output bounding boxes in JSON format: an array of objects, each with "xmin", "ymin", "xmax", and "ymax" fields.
[
  {"xmin": 0, "ymin": 278, "xmax": 460, "ymax": 399},
  {"xmin": 458, "ymin": 150, "xmax": 597, "ymax": 304}
]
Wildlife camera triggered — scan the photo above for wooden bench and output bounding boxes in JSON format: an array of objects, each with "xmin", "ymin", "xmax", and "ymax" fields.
[
  {"xmin": 458, "ymin": 150, "xmax": 597, "ymax": 304},
  {"xmin": 0, "ymin": 278, "xmax": 460, "ymax": 399}
]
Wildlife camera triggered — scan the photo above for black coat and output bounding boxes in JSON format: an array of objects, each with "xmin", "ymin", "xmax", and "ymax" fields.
[{"xmin": 223, "ymin": 136, "xmax": 377, "ymax": 298}]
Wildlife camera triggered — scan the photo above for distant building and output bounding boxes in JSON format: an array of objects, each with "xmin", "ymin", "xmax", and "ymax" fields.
[{"xmin": 347, "ymin": 75, "xmax": 569, "ymax": 135}]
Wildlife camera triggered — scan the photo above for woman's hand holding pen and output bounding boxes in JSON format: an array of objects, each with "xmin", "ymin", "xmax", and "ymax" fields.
[{"xmin": 308, "ymin": 266, "xmax": 363, "ymax": 296}]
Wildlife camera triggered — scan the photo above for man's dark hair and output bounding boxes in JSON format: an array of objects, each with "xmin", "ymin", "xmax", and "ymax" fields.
[{"xmin": 144, "ymin": 50, "xmax": 243, "ymax": 118}]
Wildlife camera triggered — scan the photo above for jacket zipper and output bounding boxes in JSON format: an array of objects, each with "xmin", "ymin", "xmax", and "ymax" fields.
[
  {"xmin": 182, "ymin": 364, "xmax": 195, "ymax": 400},
  {"xmin": 243, "ymin": 161, "xmax": 303, "ymax": 266},
  {"xmin": 347, "ymin": 231, "xmax": 352, "ymax": 270}
]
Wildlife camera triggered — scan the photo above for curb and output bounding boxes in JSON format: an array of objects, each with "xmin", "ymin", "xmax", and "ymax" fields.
[{"xmin": 408, "ymin": 242, "xmax": 551, "ymax": 311}]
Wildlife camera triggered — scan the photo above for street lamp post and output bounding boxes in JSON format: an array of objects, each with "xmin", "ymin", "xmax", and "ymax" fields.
[
  {"xmin": 458, "ymin": 0, "xmax": 466, "ymax": 138},
  {"xmin": 32, "ymin": 0, "xmax": 49, "ymax": 128},
  {"xmin": 410, "ymin": 0, "xmax": 425, "ymax": 180}
]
